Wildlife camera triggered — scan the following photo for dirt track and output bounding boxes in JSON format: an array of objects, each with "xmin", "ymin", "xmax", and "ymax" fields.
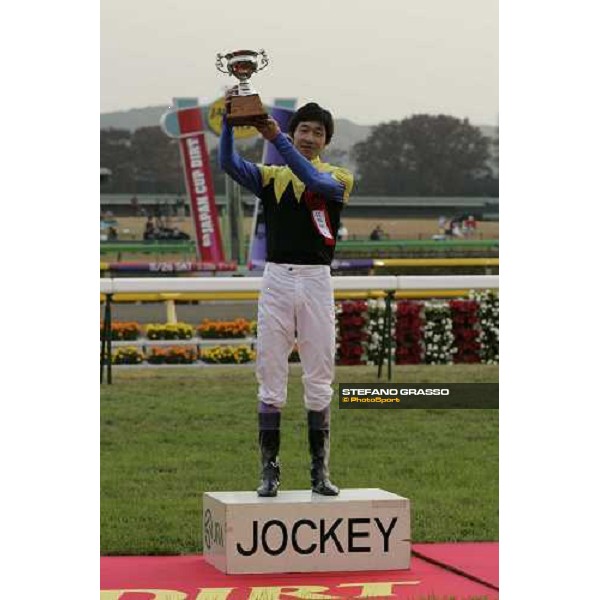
[{"xmin": 110, "ymin": 216, "xmax": 499, "ymax": 242}]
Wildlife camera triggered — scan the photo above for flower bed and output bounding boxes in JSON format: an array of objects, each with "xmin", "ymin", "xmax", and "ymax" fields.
[
  {"xmin": 395, "ymin": 301, "xmax": 423, "ymax": 365},
  {"xmin": 450, "ymin": 300, "xmax": 481, "ymax": 363},
  {"xmin": 423, "ymin": 302, "xmax": 455, "ymax": 364},
  {"xmin": 146, "ymin": 323, "xmax": 194, "ymax": 340},
  {"xmin": 101, "ymin": 321, "xmax": 141, "ymax": 341},
  {"xmin": 147, "ymin": 346, "xmax": 197, "ymax": 364},
  {"xmin": 198, "ymin": 318, "xmax": 252, "ymax": 339},
  {"xmin": 365, "ymin": 298, "xmax": 390, "ymax": 365},
  {"xmin": 249, "ymin": 320, "xmax": 257, "ymax": 337},
  {"xmin": 202, "ymin": 346, "xmax": 255, "ymax": 364},
  {"xmin": 112, "ymin": 346, "xmax": 144, "ymax": 364},
  {"xmin": 101, "ymin": 294, "xmax": 498, "ymax": 366},
  {"xmin": 471, "ymin": 290, "xmax": 499, "ymax": 364},
  {"xmin": 336, "ymin": 300, "xmax": 368, "ymax": 365}
]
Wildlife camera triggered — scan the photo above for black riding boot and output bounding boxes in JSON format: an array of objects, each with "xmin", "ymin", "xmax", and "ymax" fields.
[
  {"xmin": 257, "ymin": 412, "xmax": 281, "ymax": 497},
  {"xmin": 307, "ymin": 409, "xmax": 339, "ymax": 496}
]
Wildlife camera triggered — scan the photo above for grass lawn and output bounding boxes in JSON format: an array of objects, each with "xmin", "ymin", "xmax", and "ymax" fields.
[{"xmin": 101, "ymin": 364, "xmax": 498, "ymax": 555}]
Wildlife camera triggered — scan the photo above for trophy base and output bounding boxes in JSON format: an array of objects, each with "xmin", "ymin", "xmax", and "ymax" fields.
[{"xmin": 227, "ymin": 94, "xmax": 267, "ymax": 126}]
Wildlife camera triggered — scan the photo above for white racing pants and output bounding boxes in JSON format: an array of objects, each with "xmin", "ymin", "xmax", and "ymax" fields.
[{"xmin": 257, "ymin": 262, "xmax": 336, "ymax": 411}]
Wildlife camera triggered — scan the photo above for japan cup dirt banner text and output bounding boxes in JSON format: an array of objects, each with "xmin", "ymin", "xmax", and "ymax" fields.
[{"xmin": 175, "ymin": 100, "xmax": 224, "ymax": 262}]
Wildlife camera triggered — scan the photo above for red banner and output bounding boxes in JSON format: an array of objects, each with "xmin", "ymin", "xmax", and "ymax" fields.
[{"xmin": 177, "ymin": 108, "xmax": 224, "ymax": 262}]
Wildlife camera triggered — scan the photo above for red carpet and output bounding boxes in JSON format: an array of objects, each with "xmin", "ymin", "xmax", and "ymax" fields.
[
  {"xmin": 413, "ymin": 542, "xmax": 499, "ymax": 590},
  {"xmin": 101, "ymin": 544, "xmax": 499, "ymax": 599}
]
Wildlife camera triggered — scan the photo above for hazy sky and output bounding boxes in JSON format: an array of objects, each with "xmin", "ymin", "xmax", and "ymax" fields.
[{"xmin": 101, "ymin": 0, "xmax": 498, "ymax": 125}]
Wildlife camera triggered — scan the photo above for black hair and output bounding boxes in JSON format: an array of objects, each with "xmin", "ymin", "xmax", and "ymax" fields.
[{"xmin": 288, "ymin": 102, "xmax": 334, "ymax": 144}]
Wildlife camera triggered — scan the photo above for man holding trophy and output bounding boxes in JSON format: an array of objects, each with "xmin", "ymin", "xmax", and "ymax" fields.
[{"xmin": 217, "ymin": 49, "xmax": 354, "ymax": 498}]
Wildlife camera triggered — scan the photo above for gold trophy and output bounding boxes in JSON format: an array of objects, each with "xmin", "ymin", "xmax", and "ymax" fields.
[{"xmin": 216, "ymin": 49, "xmax": 269, "ymax": 126}]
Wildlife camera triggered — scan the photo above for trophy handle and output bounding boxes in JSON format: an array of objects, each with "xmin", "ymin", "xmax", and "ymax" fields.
[
  {"xmin": 215, "ymin": 53, "xmax": 230, "ymax": 74},
  {"xmin": 256, "ymin": 49, "xmax": 269, "ymax": 72}
]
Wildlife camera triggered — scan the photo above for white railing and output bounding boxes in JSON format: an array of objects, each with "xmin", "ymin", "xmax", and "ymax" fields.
[
  {"xmin": 100, "ymin": 275, "xmax": 499, "ymax": 383},
  {"xmin": 100, "ymin": 274, "xmax": 498, "ymax": 295}
]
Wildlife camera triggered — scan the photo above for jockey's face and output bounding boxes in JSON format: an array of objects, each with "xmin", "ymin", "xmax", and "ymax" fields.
[{"xmin": 292, "ymin": 121, "xmax": 327, "ymax": 160}]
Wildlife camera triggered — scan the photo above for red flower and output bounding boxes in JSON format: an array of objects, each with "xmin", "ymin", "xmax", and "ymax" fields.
[
  {"xmin": 340, "ymin": 315, "xmax": 366, "ymax": 328},
  {"xmin": 342, "ymin": 330, "xmax": 369, "ymax": 342},
  {"xmin": 450, "ymin": 300, "xmax": 482, "ymax": 364},
  {"xmin": 397, "ymin": 301, "xmax": 422, "ymax": 317},
  {"xmin": 341, "ymin": 301, "xmax": 367, "ymax": 315}
]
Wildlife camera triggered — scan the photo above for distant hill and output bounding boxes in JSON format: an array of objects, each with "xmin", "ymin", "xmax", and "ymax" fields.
[
  {"xmin": 101, "ymin": 105, "xmax": 170, "ymax": 132},
  {"xmin": 100, "ymin": 105, "xmax": 374, "ymax": 155},
  {"xmin": 101, "ymin": 105, "xmax": 497, "ymax": 166}
]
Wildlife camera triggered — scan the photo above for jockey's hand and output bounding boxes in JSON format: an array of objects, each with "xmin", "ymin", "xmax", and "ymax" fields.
[
  {"xmin": 224, "ymin": 85, "xmax": 239, "ymax": 114},
  {"xmin": 253, "ymin": 115, "xmax": 281, "ymax": 141}
]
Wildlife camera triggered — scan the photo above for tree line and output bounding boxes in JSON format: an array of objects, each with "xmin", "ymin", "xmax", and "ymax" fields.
[{"xmin": 100, "ymin": 114, "xmax": 498, "ymax": 197}]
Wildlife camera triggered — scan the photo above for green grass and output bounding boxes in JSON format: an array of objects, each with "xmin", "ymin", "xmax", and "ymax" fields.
[{"xmin": 101, "ymin": 365, "xmax": 498, "ymax": 555}]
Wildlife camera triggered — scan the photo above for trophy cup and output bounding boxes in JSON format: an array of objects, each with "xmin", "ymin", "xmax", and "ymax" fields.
[{"xmin": 216, "ymin": 49, "xmax": 269, "ymax": 126}]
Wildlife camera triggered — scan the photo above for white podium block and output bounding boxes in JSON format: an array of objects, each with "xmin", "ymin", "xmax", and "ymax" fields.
[{"xmin": 203, "ymin": 488, "xmax": 410, "ymax": 574}]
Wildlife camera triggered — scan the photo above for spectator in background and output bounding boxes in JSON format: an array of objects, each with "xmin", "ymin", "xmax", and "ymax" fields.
[
  {"xmin": 130, "ymin": 195, "xmax": 139, "ymax": 216},
  {"xmin": 451, "ymin": 218, "xmax": 464, "ymax": 238},
  {"xmin": 444, "ymin": 219, "xmax": 454, "ymax": 237},
  {"xmin": 370, "ymin": 224, "xmax": 384, "ymax": 241},
  {"xmin": 337, "ymin": 222, "xmax": 349, "ymax": 241},
  {"xmin": 143, "ymin": 217, "xmax": 155, "ymax": 241},
  {"xmin": 465, "ymin": 215, "xmax": 477, "ymax": 238},
  {"xmin": 171, "ymin": 227, "xmax": 190, "ymax": 240},
  {"xmin": 438, "ymin": 215, "xmax": 447, "ymax": 235}
]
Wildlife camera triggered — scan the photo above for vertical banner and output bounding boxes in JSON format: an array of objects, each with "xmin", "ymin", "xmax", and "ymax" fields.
[
  {"xmin": 248, "ymin": 99, "xmax": 296, "ymax": 269},
  {"xmin": 161, "ymin": 98, "xmax": 224, "ymax": 262}
]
